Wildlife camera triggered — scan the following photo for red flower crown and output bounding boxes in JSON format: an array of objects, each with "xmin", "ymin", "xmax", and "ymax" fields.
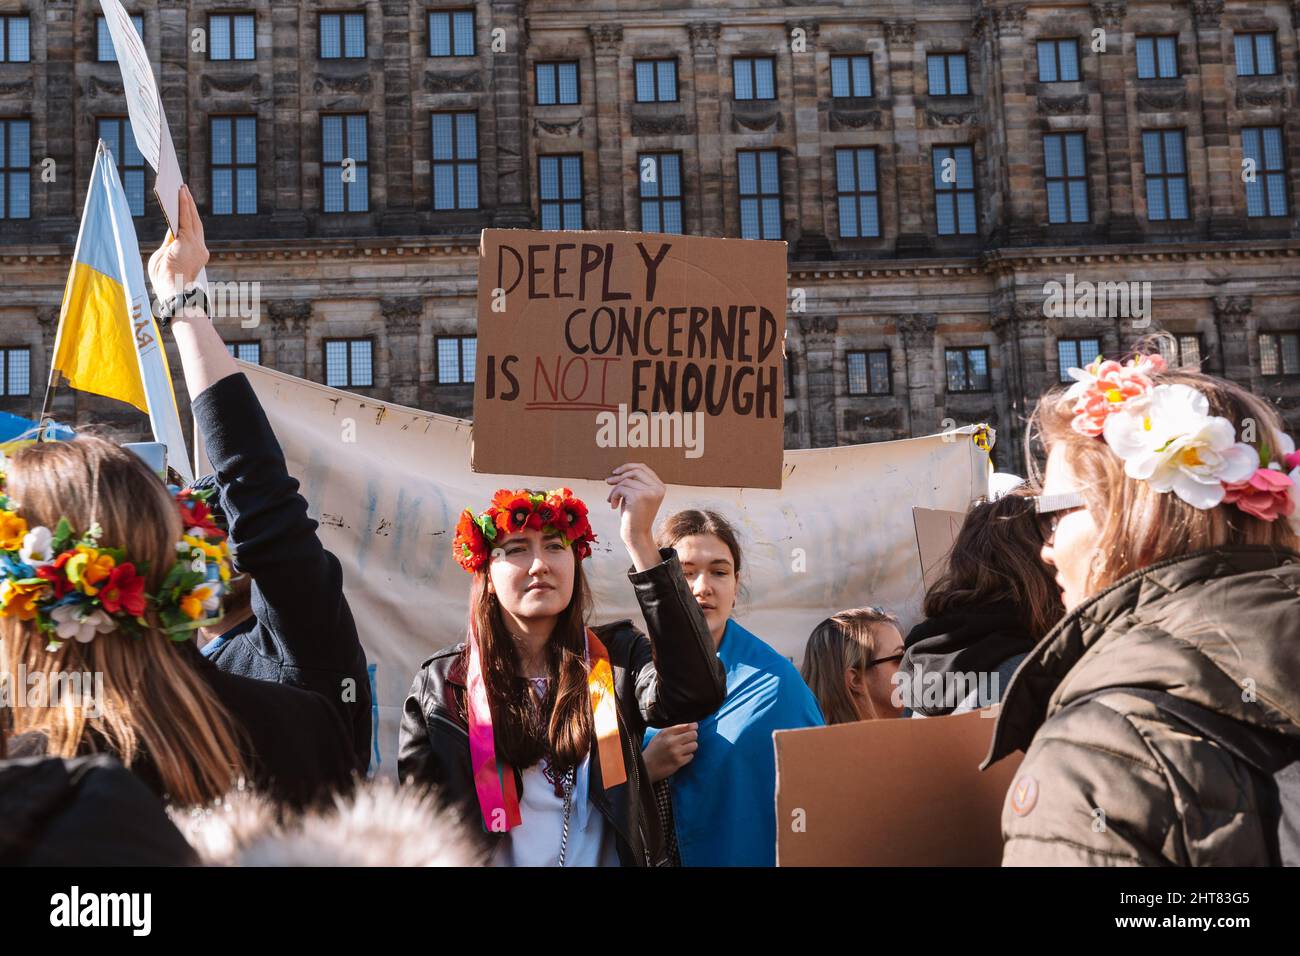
[{"xmin": 452, "ymin": 488, "xmax": 597, "ymax": 573}]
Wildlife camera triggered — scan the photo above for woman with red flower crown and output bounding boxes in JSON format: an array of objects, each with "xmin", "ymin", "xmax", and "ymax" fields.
[{"xmin": 399, "ymin": 463, "xmax": 726, "ymax": 866}]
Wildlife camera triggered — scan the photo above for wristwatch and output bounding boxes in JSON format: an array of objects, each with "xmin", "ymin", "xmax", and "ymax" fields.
[{"xmin": 155, "ymin": 287, "xmax": 210, "ymax": 329}]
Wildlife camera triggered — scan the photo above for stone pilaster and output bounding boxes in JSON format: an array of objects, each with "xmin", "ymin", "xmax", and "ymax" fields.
[
  {"xmin": 1214, "ymin": 295, "xmax": 1253, "ymax": 389},
  {"xmin": 787, "ymin": 20, "xmax": 829, "ymax": 258},
  {"xmin": 689, "ymin": 22, "xmax": 724, "ymax": 237},
  {"xmin": 991, "ymin": 5, "xmax": 1034, "ymax": 244},
  {"xmin": 270, "ymin": 0, "xmax": 307, "ymax": 234},
  {"xmin": 799, "ymin": 315, "xmax": 839, "ymax": 447},
  {"xmin": 1090, "ymin": 1, "xmax": 1139, "ymax": 241},
  {"xmin": 381, "ymin": 296, "xmax": 425, "ymax": 408},
  {"xmin": 886, "ymin": 21, "xmax": 927, "ymax": 254},
  {"xmin": 490, "ymin": 0, "xmax": 532, "ymax": 227},
  {"xmin": 1191, "ymin": 0, "xmax": 1238, "ymax": 235},
  {"xmin": 43, "ymin": 1, "xmax": 76, "ymax": 232},
  {"xmin": 588, "ymin": 24, "xmax": 625, "ymax": 229},
  {"xmin": 899, "ymin": 313, "xmax": 940, "ymax": 436},
  {"xmin": 268, "ymin": 300, "xmax": 313, "ymax": 378},
  {"xmin": 380, "ymin": 0, "xmax": 416, "ymax": 232}
]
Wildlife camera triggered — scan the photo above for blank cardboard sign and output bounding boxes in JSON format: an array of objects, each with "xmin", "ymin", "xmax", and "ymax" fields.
[
  {"xmin": 912, "ymin": 506, "xmax": 968, "ymax": 591},
  {"xmin": 472, "ymin": 229, "xmax": 788, "ymax": 488},
  {"xmin": 775, "ymin": 709, "xmax": 1023, "ymax": 866}
]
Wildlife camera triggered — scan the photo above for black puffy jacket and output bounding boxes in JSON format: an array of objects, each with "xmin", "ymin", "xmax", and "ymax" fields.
[{"xmin": 398, "ymin": 548, "xmax": 727, "ymax": 866}]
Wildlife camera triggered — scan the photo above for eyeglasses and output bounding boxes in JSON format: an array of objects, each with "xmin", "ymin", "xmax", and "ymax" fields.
[
  {"xmin": 1032, "ymin": 491, "xmax": 1087, "ymax": 546},
  {"xmin": 865, "ymin": 652, "xmax": 904, "ymax": 669}
]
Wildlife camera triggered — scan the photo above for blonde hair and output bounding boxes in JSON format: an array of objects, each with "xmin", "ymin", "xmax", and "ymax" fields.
[
  {"xmin": 801, "ymin": 607, "xmax": 901, "ymax": 723},
  {"xmin": 1, "ymin": 437, "xmax": 248, "ymax": 805},
  {"xmin": 1029, "ymin": 363, "xmax": 1299, "ymax": 594}
]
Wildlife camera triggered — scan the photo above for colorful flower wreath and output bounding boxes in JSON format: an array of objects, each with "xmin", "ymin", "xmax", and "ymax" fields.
[
  {"xmin": 1064, "ymin": 354, "xmax": 1300, "ymax": 530},
  {"xmin": 0, "ymin": 453, "xmax": 233, "ymax": 651},
  {"xmin": 452, "ymin": 487, "xmax": 596, "ymax": 573}
]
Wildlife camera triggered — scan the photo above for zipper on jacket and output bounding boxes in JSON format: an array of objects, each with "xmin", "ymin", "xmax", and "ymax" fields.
[{"xmin": 427, "ymin": 707, "xmax": 468, "ymax": 739}]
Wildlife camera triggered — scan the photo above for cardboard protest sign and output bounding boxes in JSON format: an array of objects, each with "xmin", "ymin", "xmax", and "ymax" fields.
[
  {"xmin": 912, "ymin": 506, "xmax": 968, "ymax": 590},
  {"xmin": 473, "ymin": 229, "xmax": 787, "ymax": 489},
  {"xmin": 774, "ymin": 709, "xmax": 1023, "ymax": 866}
]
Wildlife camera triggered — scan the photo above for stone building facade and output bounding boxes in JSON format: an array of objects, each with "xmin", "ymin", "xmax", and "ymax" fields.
[{"xmin": 1, "ymin": 0, "xmax": 1298, "ymax": 469}]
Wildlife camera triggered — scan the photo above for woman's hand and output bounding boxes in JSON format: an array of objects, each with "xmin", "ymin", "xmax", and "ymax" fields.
[
  {"xmin": 607, "ymin": 462, "xmax": 665, "ymax": 572},
  {"xmin": 147, "ymin": 184, "xmax": 208, "ymax": 301},
  {"xmin": 642, "ymin": 723, "xmax": 698, "ymax": 783}
]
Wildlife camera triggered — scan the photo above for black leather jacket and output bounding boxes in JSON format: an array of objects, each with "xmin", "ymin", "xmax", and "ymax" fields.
[{"xmin": 398, "ymin": 548, "xmax": 726, "ymax": 866}]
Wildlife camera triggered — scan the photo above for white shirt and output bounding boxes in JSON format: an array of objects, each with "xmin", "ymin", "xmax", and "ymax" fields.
[{"xmin": 490, "ymin": 677, "xmax": 622, "ymax": 868}]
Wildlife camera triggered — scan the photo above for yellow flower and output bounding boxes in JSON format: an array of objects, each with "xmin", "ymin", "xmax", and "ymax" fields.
[
  {"xmin": 65, "ymin": 546, "xmax": 115, "ymax": 596},
  {"xmin": 179, "ymin": 592, "xmax": 203, "ymax": 620},
  {"xmin": 0, "ymin": 578, "xmax": 50, "ymax": 621},
  {"xmin": 0, "ymin": 509, "xmax": 28, "ymax": 551}
]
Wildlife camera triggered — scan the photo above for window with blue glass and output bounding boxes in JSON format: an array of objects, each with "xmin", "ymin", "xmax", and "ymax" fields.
[
  {"xmin": 927, "ymin": 53, "xmax": 968, "ymax": 95},
  {"xmin": 847, "ymin": 350, "xmax": 891, "ymax": 396},
  {"xmin": 436, "ymin": 335, "xmax": 476, "ymax": 385},
  {"xmin": 226, "ymin": 341, "xmax": 261, "ymax": 364},
  {"xmin": 97, "ymin": 14, "xmax": 143, "ymax": 62},
  {"xmin": 539, "ymin": 155, "xmax": 582, "ymax": 230},
  {"xmin": 536, "ymin": 61, "xmax": 579, "ymax": 105},
  {"xmin": 637, "ymin": 153, "xmax": 683, "ymax": 234},
  {"xmin": 1242, "ymin": 127, "xmax": 1288, "ymax": 218},
  {"xmin": 1142, "ymin": 129, "xmax": 1189, "ymax": 221},
  {"xmin": 324, "ymin": 338, "xmax": 373, "ymax": 388},
  {"xmin": 835, "ymin": 147, "xmax": 880, "ymax": 239},
  {"xmin": 634, "ymin": 60, "xmax": 677, "ymax": 103},
  {"xmin": 210, "ymin": 116, "xmax": 257, "ymax": 215},
  {"xmin": 0, "ymin": 15, "xmax": 30, "ymax": 62},
  {"xmin": 1044, "ymin": 132, "xmax": 1089, "ymax": 224},
  {"xmin": 733, "ymin": 57, "xmax": 776, "ymax": 101},
  {"xmin": 932, "ymin": 146, "xmax": 977, "ymax": 235},
  {"xmin": 1037, "ymin": 38, "xmax": 1080, "ymax": 82},
  {"xmin": 0, "ymin": 119, "xmax": 31, "ymax": 220},
  {"xmin": 320, "ymin": 12, "xmax": 365, "ymax": 59},
  {"xmin": 429, "ymin": 10, "xmax": 474, "ymax": 57},
  {"xmin": 0, "ymin": 347, "xmax": 30, "ymax": 397},
  {"xmin": 210, "ymin": 13, "xmax": 255, "ymax": 60},
  {"xmin": 737, "ymin": 150, "xmax": 781, "ymax": 240},
  {"xmin": 322, "ymin": 114, "xmax": 369, "ymax": 213},
  {"xmin": 1234, "ymin": 33, "xmax": 1277, "ymax": 76},
  {"xmin": 831, "ymin": 55, "xmax": 872, "ymax": 97},
  {"xmin": 431, "ymin": 112, "xmax": 478, "ymax": 210},
  {"xmin": 98, "ymin": 117, "xmax": 146, "ymax": 216},
  {"xmin": 1135, "ymin": 35, "xmax": 1178, "ymax": 79},
  {"xmin": 1057, "ymin": 338, "xmax": 1101, "ymax": 382},
  {"xmin": 945, "ymin": 347, "xmax": 990, "ymax": 392}
]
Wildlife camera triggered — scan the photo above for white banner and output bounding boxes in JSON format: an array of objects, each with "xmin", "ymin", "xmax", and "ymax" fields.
[{"xmin": 237, "ymin": 362, "xmax": 991, "ymax": 775}]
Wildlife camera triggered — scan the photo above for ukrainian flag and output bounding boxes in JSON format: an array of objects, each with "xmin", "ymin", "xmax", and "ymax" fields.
[{"xmin": 50, "ymin": 140, "xmax": 191, "ymax": 481}]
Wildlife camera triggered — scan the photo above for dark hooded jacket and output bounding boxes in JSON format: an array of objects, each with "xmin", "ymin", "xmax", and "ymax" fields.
[
  {"xmin": 986, "ymin": 546, "xmax": 1300, "ymax": 866},
  {"xmin": 900, "ymin": 600, "xmax": 1035, "ymax": 716},
  {"xmin": 0, "ymin": 753, "xmax": 196, "ymax": 865}
]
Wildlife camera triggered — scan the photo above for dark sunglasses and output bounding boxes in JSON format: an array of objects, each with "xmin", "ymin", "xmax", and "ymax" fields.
[
  {"xmin": 864, "ymin": 652, "xmax": 904, "ymax": 669},
  {"xmin": 1032, "ymin": 491, "xmax": 1087, "ymax": 545}
]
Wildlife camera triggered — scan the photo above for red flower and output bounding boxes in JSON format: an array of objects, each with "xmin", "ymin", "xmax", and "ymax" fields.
[
  {"xmin": 35, "ymin": 551, "xmax": 76, "ymax": 599},
  {"xmin": 492, "ymin": 492, "xmax": 535, "ymax": 536},
  {"xmin": 99, "ymin": 562, "xmax": 147, "ymax": 617},
  {"xmin": 559, "ymin": 494, "xmax": 591, "ymax": 542},
  {"xmin": 452, "ymin": 510, "xmax": 488, "ymax": 572}
]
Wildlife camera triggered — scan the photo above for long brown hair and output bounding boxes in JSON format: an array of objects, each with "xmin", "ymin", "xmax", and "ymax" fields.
[
  {"xmin": 466, "ymin": 549, "xmax": 593, "ymax": 772},
  {"xmin": 923, "ymin": 489, "xmax": 1065, "ymax": 641},
  {"xmin": 655, "ymin": 509, "xmax": 744, "ymax": 577},
  {"xmin": 1, "ymin": 437, "xmax": 248, "ymax": 805},
  {"xmin": 801, "ymin": 608, "xmax": 900, "ymax": 723},
  {"xmin": 1030, "ymin": 363, "xmax": 1299, "ymax": 592}
]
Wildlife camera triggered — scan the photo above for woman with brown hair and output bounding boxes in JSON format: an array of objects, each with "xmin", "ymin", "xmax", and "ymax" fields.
[
  {"xmin": 398, "ymin": 468, "xmax": 726, "ymax": 867},
  {"xmin": 0, "ymin": 436, "xmax": 354, "ymax": 809},
  {"xmin": 801, "ymin": 607, "xmax": 907, "ymax": 722},
  {"xmin": 988, "ymin": 354, "xmax": 1300, "ymax": 865},
  {"xmin": 897, "ymin": 488, "xmax": 1065, "ymax": 717}
]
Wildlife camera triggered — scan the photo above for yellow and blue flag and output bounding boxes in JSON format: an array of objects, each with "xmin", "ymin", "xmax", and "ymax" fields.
[{"xmin": 50, "ymin": 140, "xmax": 191, "ymax": 482}]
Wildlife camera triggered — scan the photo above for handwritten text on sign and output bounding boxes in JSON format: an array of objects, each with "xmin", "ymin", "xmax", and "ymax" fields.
[{"xmin": 472, "ymin": 230, "xmax": 787, "ymax": 489}]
